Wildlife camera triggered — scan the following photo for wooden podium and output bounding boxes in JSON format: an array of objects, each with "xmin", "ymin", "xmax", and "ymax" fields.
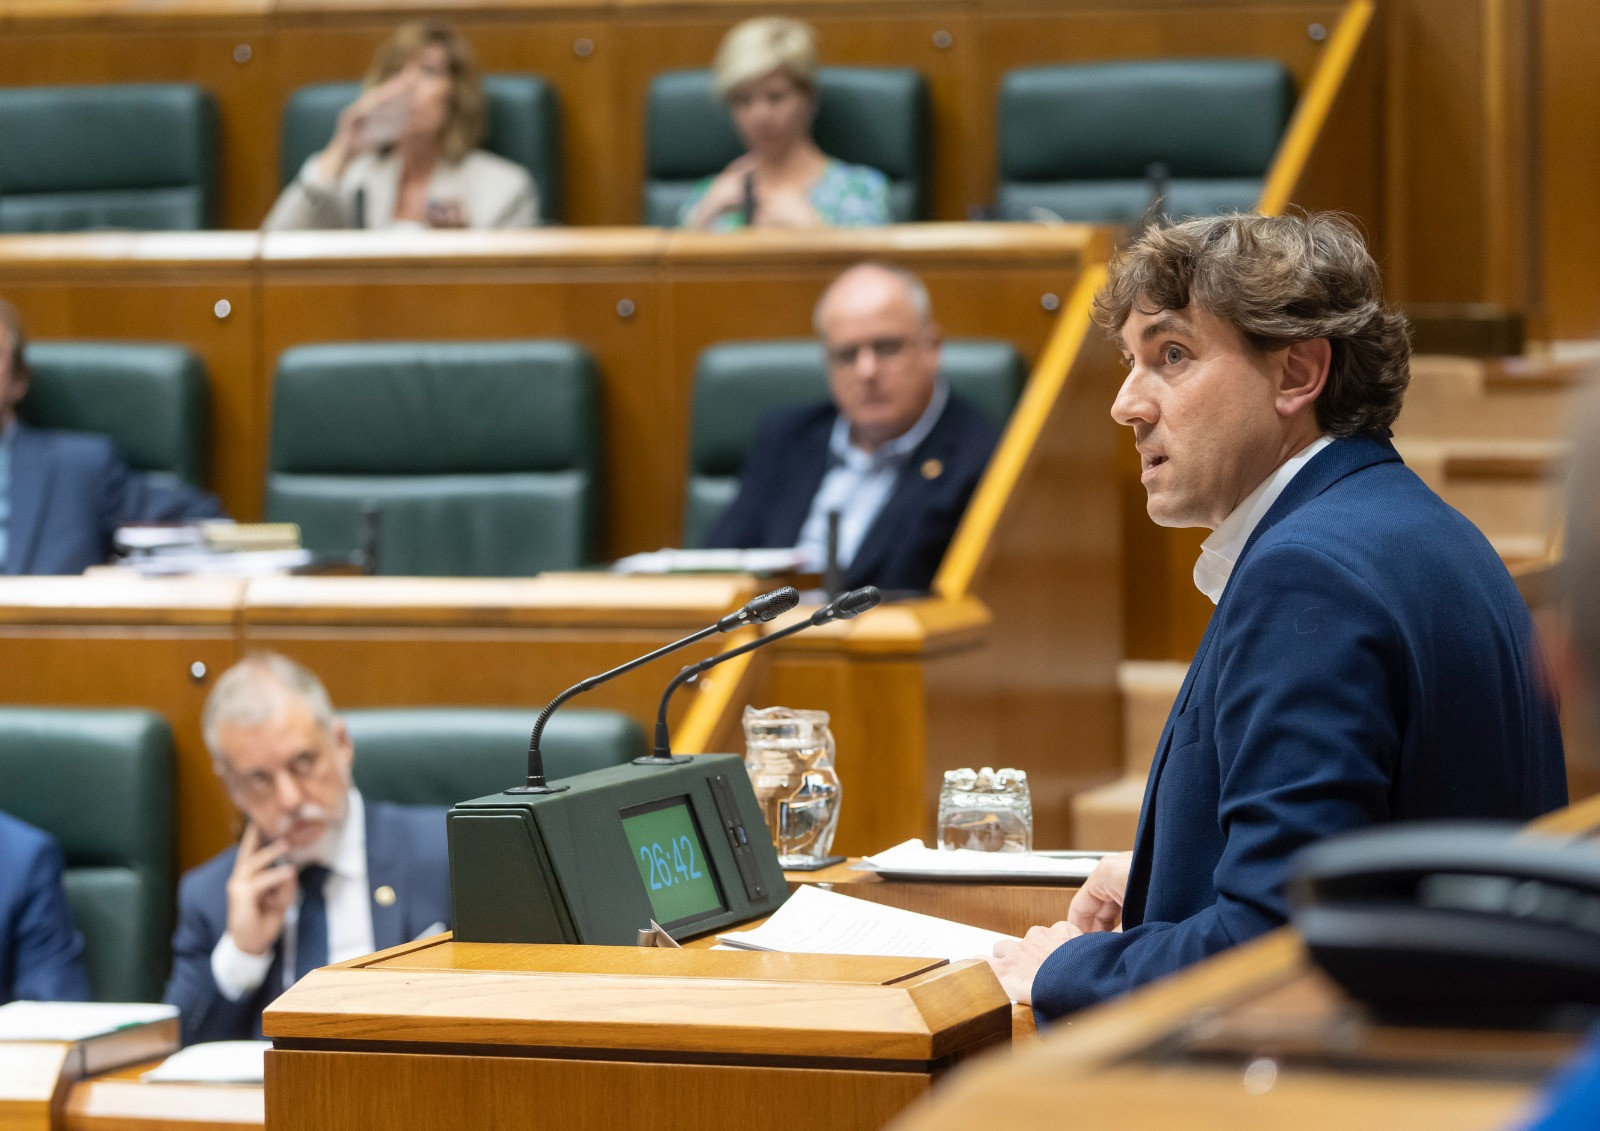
[{"xmin": 262, "ymin": 934, "xmax": 1011, "ymax": 1130}]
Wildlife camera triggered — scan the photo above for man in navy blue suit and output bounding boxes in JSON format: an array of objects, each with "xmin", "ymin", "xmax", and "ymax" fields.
[
  {"xmin": 0, "ymin": 810, "xmax": 90, "ymax": 1003},
  {"xmin": 0, "ymin": 301, "xmax": 223, "ymax": 575},
  {"xmin": 991, "ymin": 212, "xmax": 1567, "ymax": 1019},
  {"xmin": 163, "ymin": 654, "xmax": 449, "ymax": 1045},
  {"xmin": 703, "ymin": 263, "xmax": 999, "ymax": 593}
]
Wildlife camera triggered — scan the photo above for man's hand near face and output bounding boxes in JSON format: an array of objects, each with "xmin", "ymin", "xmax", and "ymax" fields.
[
  {"xmin": 988, "ymin": 852, "xmax": 1134, "ymax": 1004},
  {"xmin": 225, "ymin": 825, "xmax": 298, "ymax": 957}
]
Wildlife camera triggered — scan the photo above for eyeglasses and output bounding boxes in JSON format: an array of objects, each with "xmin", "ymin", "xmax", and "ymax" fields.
[
  {"xmin": 826, "ymin": 336, "xmax": 917, "ymax": 370},
  {"xmin": 226, "ymin": 748, "xmax": 328, "ymax": 802}
]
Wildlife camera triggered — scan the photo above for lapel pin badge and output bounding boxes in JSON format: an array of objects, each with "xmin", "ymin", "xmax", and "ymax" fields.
[
  {"xmin": 374, "ymin": 885, "xmax": 397, "ymax": 907},
  {"xmin": 921, "ymin": 458, "xmax": 944, "ymax": 481}
]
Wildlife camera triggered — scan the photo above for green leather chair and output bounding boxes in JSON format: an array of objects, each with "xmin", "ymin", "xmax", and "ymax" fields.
[
  {"xmin": 0, "ymin": 709, "xmax": 175, "ymax": 1003},
  {"xmin": 20, "ymin": 342, "xmax": 211, "ymax": 490},
  {"xmin": 279, "ymin": 76, "xmax": 563, "ymax": 222},
  {"xmin": 995, "ymin": 60, "xmax": 1294, "ymax": 224},
  {"xmin": 266, "ymin": 340, "xmax": 599, "ymax": 575},
  {"xmin": 643, "ymin": 68, "xmax": 928, "ymax": 226},
  {"xmin": 346, "ymin": 709, "xmax": 646, "ymax": 806},
  {"xmin": 0, "ymin": 84, "xmax": 217, "ymax": 232},
  {"xmin": 682, "ymin": 339, "xmax": 1025, "ymax": 547}
]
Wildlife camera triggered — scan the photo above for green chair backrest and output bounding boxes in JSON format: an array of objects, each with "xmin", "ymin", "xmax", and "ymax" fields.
[
  {"xmin": 0, "ymin": 709, "xmax": 174, "ymax": 1003},
  {"xmin": 643, "ymin": 67, "xmax": 928, "ymax": 226},
  {"xmin": 346, "ymin": 708, "xmax": 646, "ymax": 806},
  {"xmin": 279, "ymin": 75, "xmax": 563, "ymax": 222},
  {"xmin": 266, "ymin": 340, "xmax": 599, "ymax": 576},
  {"xmin": 20, "ymin": 342, "xmax": 211, "ymax": 490},
  {"xmin": 682, "ymin": 339, "xmax": 1025, "ymax": 547},
  {"xmin": 996, "ymin": 60, "xmax": 1294, "ymax": 224},
  {"xmin": 0, "ymin": 84, "xmax": 217, "ymax": 232}
]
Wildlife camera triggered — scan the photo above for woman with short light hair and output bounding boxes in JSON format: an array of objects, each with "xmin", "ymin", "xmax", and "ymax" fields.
[
  {"xmin": 678, "ymin": 17, "xmax": 891, "ymax": 231},
  {"xmin": 265, "ymin": 20, "xmax": 538, "ymax": 230}
]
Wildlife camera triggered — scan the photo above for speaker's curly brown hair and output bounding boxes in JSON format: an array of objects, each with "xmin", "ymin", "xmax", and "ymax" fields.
[{"xmin": 1093, "ymin": 212, "xmax": 1411, "ymax": 438}]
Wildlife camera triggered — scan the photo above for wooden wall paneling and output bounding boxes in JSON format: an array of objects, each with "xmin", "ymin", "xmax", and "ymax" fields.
[
  {"xmin": 1537, "ymin": 0, "xmax": 1600, "ymax": 341},
  {"xmin": 0, "ymin": 12, "xmax": 278, "ymax": 232},
  {"xmin": 258, "ymin": 232, "xmax": 671, "ymax": 556},
  {"xmin": 262, "ymin": 14, "xmax": 620, "ymax": 227},
  {"xmin": 0, "ymin": 235, "xmax": 265, "ymax": 524}
]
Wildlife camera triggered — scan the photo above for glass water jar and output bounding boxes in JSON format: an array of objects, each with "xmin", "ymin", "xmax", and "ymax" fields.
[
  {"xmin": 742, "ymin": 706, "xmax": 842, "ymax": 866},
  {"xmin": 937, "ymin": 767, "xmax": 1033, "ymax": 853}
]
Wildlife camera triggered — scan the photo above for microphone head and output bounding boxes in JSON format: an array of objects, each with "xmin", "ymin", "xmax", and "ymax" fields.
[
  {"xmin": 830, "ymin": 586, "xmax": 882, "ymax": 621},
  {"xmin": 745, "ymin": 586, "xmax": 800, "ymax": 623}
]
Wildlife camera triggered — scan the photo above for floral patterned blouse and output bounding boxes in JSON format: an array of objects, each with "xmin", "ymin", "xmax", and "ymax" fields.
[{"xmin": 678, "ymin": 160, "xmax": 893, "ymax": 230}]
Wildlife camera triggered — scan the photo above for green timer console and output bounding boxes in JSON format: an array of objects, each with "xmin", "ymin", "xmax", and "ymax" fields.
[{"xmin": 447, "ymin": 754, "xmax": 789, "ymax": 945}]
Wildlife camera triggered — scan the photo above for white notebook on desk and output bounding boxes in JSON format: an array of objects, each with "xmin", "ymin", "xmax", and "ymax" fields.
[{"xmin": 715, "ymin": 884, "xmax": 1016, "ymax": 963}]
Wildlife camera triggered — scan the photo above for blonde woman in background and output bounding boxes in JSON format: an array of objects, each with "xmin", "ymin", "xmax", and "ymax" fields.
[
  {"xmin": 265, "ymin": 20, "xmax": 537, "ymax": 230},
  {"xmin": 679, "ymin": 18, "xmax": 891, "ymax": 231}
]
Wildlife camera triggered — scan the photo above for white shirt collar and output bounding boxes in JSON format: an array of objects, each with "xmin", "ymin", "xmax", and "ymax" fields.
[
  {"xmin": 302, "ymin": 786, "xmax": 366, "ymax": 879},
  {"xmin": 827, "ymin": 380, "xmax": 949, "ymax": 469},
  {"xmin": 1194, "ymin": 435, "xmax": 1333, "ymax": 604}
]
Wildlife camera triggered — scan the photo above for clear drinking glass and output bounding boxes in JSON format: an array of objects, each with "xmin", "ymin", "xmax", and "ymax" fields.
[
  {"xmin": 742, "ymin": 706, "xmax": 842, "ymax": 866},
  {"xmin": 937, "ymin": 767, "xmax": 1033, "ymax": 853}
]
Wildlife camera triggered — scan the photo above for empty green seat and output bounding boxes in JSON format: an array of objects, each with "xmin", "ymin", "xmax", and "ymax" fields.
[
  {"xmin": 996, "ymin": 60, "xmax": 1294, "ymax": 224},
  {"xmin": 683, "ymin": 339, "xmax": 1025, "ymax": 547},
  {"xmin": 0, "ymin": 84, "xmax": 217, "ymax": 232},
  {"xmin": 20, "ymin": 342, "xmax": 211, "ymax": 490},
  {"xmin": 266, "ymin": 340, "xmax": 599, "ymax": 576},
  {"xmin": 0, "ymin": 709, "xmax": 175, "ymax": 1002},
  {"xmin": 279, "ymin": 76, "xmax": 563, "ymax": 222},
  {"xmin": 644, "ymin": 67, "xmax": 928, "ymax": 226},
  {"xmin": 346, "ymin": 709, "xmax": 646, "ymax": 806}
]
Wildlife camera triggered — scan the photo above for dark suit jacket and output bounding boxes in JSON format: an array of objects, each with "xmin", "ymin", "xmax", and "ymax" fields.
[
  {"xmin": 702, "ymin": 394, "xmax": 999, "ymax": 593},
  {"xmin": 0, "ymin": 811, "xmax": 90, "ymax": 1003},
  {"xmin": 162, "ymin": 799, "xmax": 450, "ymax": 1045},
  {"xmin": 1033, "ymin": 435, "xmax": 1567, "ymax": 1019},
  {"xmin": 4, "ymin": 423, "xmax": 224, "ymax": 576}
]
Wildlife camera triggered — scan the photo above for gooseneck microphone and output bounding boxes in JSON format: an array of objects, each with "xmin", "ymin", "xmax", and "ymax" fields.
[
  {"xmin": 639, "ymin": 586, "xmax": 883, "ymax": 766},
  {"xmin": 507, "ymin": 585, "xmax": 800, "ymax": 794}
]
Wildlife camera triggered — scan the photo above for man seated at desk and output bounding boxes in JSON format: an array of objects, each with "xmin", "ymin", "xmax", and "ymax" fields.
[
  {"xmin": 0, "ymin": 301, "xmax": 224, "ymax": 575},
  {"xmin": 163, "ymin": 654, "xmax": 449, "ymax": 1044},
  {"xmin": 991, "ymin": 212, "xmax": 1567, "ymax": 1019},
  {"xmin": 0, "ymin": 810, "xmax": 90, "ymax": 1003},
  {"xmin": 702, "ymin": 263, "xmax": 1000, "ymax": 593}
]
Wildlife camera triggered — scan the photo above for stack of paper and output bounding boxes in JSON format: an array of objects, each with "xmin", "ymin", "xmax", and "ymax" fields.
[
  {"xmin": 144, "ymin": 1041, "xmax": 269, "ymax": 1085},
  {"xmin": 611, "ymin": 548, "xmax": 810, "ymax": 575},
  {"xmin": 855, "ymin": 839, "xmax": 1106, "ymax": 883},
  {"xmin": 0, "ymin": 1001, "xmax": 177, "ymax": 1041},
  {"xmin": 716, "ymin": 884, "xmax": 1016, "ymax": 962}
]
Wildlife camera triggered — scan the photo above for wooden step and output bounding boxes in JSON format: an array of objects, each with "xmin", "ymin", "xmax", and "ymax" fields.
[
  {"xmin": 1396, "ymin": 356, "xmax": 1579, "ymax": 443},
  {"xmin": 1397, "ymin": 438, "xmax": 1563, "ymax": 547},
  {"xmin": 1071, "ymin": 774, "xmax": 1146, "ymax": 852}
]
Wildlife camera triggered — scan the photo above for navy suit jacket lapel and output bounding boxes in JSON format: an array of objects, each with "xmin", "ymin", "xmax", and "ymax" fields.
[
  {"xmin": 363, "ymin": 800, "xmax": 406, "ymax": 950},
  {"xmin": 772, "ymin": 416, "xmax": 833, "ymax": 547},
  {"xmin": 5, "ymin": 426, "xmax": 51, "ymax": 575}
]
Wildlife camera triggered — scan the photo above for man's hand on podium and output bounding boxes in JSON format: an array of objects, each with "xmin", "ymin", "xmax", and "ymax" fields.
[
  {"xmin": 1068, "ymin": 851, "xmax": 1134, "ymax": 934},
  {"xmin": 986, "ymin": 851, "xmax": 1134, "ymax": 1004}
]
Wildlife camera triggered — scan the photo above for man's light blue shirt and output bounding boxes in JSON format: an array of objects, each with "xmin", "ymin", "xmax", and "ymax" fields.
[
  {"xmin": 0, "ymin": 420, "xmax": 14, "ymax": 570},
  {"xmin": 794, "ymin": 382, "xmax": 949, "ymax": 571}
]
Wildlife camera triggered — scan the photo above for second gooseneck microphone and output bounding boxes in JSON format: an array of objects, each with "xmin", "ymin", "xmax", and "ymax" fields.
[
  {"xmin": 640, "ymin": 586, "xmax": 883, "ymax": 766},
  {"xmin": 508, "ymin": 585, "xmax": 800, "ymax": 794}
]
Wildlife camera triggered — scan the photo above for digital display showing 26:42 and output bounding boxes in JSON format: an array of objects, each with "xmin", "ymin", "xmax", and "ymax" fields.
[{"xmin": 620, "ymin": 795, "xmax": 726, "ymax": 929}]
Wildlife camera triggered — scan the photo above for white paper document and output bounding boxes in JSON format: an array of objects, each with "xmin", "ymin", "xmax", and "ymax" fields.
[
  {"xmin": 855, "ymin": 838, "xmax": 1107, "ymax": 882},
  {"xmin": 611, "ymin": 548, "xmax": 810, "ymax": 575},
  {"xmin": 143, "ymin": 1040, "xmax": 269, "ymax": 1084},
  {"xmin": 716, "ymin": 884, "xmax": 1017, "ymax": 962},
  {"xmin": 0, "ymin": 1000, "xmax": 177, "ymax": 1042}
]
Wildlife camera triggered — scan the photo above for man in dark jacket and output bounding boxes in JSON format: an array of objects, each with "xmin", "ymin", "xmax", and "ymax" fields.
[
  {"xmin": 703, "ymin": 263, "xmax": 999, "ymax": 593},
  {"xmin": 0, "ymin": 300, "xmax": 222, "ymax": 575}
]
